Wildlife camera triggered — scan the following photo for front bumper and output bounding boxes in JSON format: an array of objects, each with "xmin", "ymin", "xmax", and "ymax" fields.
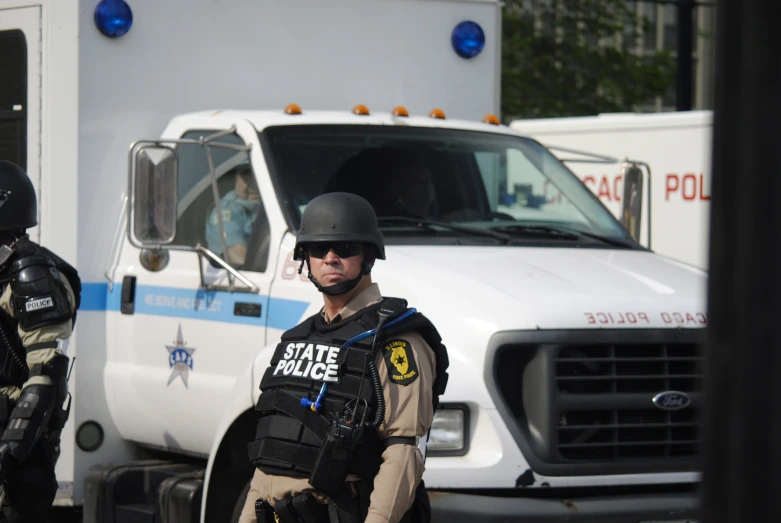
[{"xmin": 428, "ymin": 490, "xmax": 698, "ymax": 523}]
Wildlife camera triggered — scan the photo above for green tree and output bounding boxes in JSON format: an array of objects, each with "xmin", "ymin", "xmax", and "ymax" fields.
[{"xmin": 501, "ymin": 0, "xmax": 675, "ymax": 121}]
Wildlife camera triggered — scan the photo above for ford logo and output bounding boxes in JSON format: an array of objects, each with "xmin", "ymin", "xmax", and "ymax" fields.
[{"xmin": 652, "ymin": 391, "xmax": 691, "ymax": 411}]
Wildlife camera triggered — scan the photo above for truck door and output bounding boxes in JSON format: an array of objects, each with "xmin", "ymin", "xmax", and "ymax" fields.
[
  {"xmin": 111, "ymin": 126, "xmax": 275, "ymax": 452},
  {"xmin": 0, "ymin": 6, "xmax": 41, "ymax": 242}
]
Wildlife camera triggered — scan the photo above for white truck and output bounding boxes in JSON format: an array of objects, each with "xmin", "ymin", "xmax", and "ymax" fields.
[
  {"xmin": 3, "ymin": 1, "xmax": 705, "ymax": 522},
  {"xmin": 509, "ymin": 111, "xmax": 714, "ymax": 270}
]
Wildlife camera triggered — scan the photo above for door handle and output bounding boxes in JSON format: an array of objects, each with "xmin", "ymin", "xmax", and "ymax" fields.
[{"xmin": 121, "ymin": 275, "xmax": 136, "ymax": 315}]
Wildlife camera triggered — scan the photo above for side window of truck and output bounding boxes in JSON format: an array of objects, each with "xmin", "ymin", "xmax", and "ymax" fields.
[{"xmin": 172, "ymin": 130, "xmax": 271, "ymax": 272}]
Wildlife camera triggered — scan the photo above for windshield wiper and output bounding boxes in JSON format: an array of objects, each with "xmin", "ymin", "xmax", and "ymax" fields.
[
  {"xmin": 495, "ymin": 224, "xmax": 636, "ymax": 248},
  {"xmin": 377, "ymin": 216, "xmax": 512, "ymax": 241},
  {"xmin": 378, "ymin": 218, "xmax": 635, "ymax": 248},
  {"xmin": 553, "ymin": 225, "xmax": 637, "ymax": 248}
]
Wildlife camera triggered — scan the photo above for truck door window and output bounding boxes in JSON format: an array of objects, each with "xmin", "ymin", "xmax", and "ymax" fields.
[{"xmin": 174, "ymin": 131, "xmax": 270, "ymax": 272}]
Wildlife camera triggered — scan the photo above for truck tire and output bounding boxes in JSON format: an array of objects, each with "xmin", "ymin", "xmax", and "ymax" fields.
[{"xmin": 230, "ymin": 478, "xmax": 252, "ymax": 523}]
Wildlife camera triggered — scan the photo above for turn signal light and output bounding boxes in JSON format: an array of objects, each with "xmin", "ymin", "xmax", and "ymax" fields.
[
  {"xmin": 353, "ymin": 104, "xmax": 370, "ymax": 115},
  {"xmin": 483, "ymin": 114, "xmax": 500, "ymax": 125},
  {"xmin": 429, "ymin": 108, "xmax": 446, "ymax": 119},
  {"xmin": 284, "ymin": 104, "xmax": 302, "ymax": 115},
  {"xmin": 392, "ymin": 106, "xmax": 409, "ymax": 117}
]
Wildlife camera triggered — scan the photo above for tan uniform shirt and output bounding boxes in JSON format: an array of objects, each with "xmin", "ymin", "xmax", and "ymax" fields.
[
  {"xmin": 240, "ymin": 283, "xmax": 436, "ymax": 523},
  {"xmin": 0, "ymin": 270, "xmax": 75, "ymax": 399}
]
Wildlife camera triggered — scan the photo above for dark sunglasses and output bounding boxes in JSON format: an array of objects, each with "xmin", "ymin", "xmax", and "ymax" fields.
[{"xmin": 306, "ymin": 242, "xmax": 364, "ymax": 259}]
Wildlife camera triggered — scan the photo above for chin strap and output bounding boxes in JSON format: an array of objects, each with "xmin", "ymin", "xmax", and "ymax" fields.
[{"xmin": 298, "ymin": 258, "xmax": 373, "ymax": 296}]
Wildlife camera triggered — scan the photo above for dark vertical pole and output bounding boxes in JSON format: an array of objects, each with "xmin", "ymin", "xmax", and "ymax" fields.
[
  {"xmin": 702, "ymin": 0, "xmax": 781, "ymax": 522},
  {"xmin": 675, "ymin": 0, "xmax": 694, "ymax": 110}
]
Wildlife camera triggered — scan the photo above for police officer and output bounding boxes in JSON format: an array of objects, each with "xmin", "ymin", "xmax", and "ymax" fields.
[
  {"xmin": 205, "ymin": 162, "xmax": 262, "ymax": 267},
  {"xmin": 0, "ymin": 161, "xmax": 79, "ymax": 522},
  {"xmin": 239, "ymin": 192, "xmax": 448, "ymax": 523}
]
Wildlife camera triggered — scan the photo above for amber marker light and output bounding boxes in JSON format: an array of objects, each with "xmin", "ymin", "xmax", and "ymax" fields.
[
  {"xmin": 483, "ymin": 114, "xmax": 500, "ymax": 125},
  {"xmin": 429, "ymin": 108, "xmax": 446, "ymax": 119}
]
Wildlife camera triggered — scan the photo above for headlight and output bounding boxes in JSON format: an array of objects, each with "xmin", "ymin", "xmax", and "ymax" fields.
[{"xmin": 426, "ymin": 404, "xmax": 469, "ymax": 456}]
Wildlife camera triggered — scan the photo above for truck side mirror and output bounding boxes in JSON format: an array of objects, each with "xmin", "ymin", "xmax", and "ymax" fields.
[
  {"xmin": 131, "ymin": 145, "xmax": 178, "ymax": 245},
  {"xmin": 620, "ymin": 163, "xmax": 643, "ymax": 242}
]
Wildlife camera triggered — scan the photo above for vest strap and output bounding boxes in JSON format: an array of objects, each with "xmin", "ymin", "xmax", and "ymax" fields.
[
  {"xmin": 258, "ymin": 390, "xmax": 330, "ymax": 438},
  {"xmin": 248, "ymin": 438, "xmax": 320, "ymax": 471}
]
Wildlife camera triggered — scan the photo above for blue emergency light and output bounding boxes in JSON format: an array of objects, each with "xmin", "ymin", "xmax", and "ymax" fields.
[
  {"xmin": 451, "ymin": 21, "xmax": 485, "ymax": 59},
  {"xmin": 94, "ymin": 0, "xmax": 133, "ymax": 38}
]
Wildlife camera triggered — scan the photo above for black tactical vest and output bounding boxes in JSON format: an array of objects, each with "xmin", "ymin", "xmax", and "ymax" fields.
[
  {"xmin": 248, "ymin": 297, "xmax": 449, "ymax": 482},
  {"xmin": 0, "ymin": 237, "xmax": 81, "ymax": 388}
]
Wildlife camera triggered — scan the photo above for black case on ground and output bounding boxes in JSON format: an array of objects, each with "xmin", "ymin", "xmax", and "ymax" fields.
[
  {"xmin": 83, "ymin": 460, "xmax": 202, "ymax": 523},
  {"xmin": 157, "ymin": 469, "xmax": 204, "ymax": 523}
]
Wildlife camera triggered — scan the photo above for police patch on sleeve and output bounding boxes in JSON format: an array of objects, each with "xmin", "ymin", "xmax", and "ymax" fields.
[
  {"xmin": 211, "ymin": 209, "xmax": 233, "ymax": 225},
  {"xmin": 382, "ymin": 339, "xmax": 418, "ymax": 386},
  {"xmin": 25, "ymin": 296, "xmax": 54, "ymax": 312}
]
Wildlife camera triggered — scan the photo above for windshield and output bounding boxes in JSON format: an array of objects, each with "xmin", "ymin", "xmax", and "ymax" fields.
[{"xmin": 261, "ymin": 125, "xmax": 632, "ymax": 245}]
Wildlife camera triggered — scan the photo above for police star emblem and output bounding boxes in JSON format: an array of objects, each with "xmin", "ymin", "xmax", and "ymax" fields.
[{"xmin": 166, "ymin": 324, "xmax": 196, "ymax": 388}]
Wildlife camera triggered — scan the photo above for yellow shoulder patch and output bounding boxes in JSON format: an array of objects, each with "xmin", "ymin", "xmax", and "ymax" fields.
[{"xmin": 382, "ymin": 339, "xmax": 418, "ymax": 386}]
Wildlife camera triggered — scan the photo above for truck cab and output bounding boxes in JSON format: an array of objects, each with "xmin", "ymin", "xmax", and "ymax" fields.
[{"xmin": 102, "ymin": 106, "xmax": 705, "ymax": 522}]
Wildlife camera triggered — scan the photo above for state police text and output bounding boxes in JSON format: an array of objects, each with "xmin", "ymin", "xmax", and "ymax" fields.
[{"xmin": 272, "ymin": 342, "xmax": 343, "ymax": 383}]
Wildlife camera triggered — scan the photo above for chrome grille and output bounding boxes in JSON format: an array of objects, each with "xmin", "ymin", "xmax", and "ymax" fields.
[
  {"xmin": 554, "ymin": 343, "xmax": 701, "ymax": 461},
  {"xmin": 555, "ymin": 344, "xmax": 701, "ymax": 394},
  {"xmin": 489, "ymin": 329, "xmax": 704, "ymax": 476}
]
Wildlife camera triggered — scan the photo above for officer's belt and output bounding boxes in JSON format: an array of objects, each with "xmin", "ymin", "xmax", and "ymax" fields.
[{"xmin": 256, "ymin": 486, "xmax": 370, "ymax": 523}]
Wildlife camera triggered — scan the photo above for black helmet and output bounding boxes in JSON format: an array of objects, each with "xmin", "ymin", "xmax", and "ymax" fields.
[
  {"xmin": 294, "ymin": 192, "xmax": 385, "ymax": 261},
  {"xmin": 0, "ymin": 161, "xmax": 37, "ymax": 231}
]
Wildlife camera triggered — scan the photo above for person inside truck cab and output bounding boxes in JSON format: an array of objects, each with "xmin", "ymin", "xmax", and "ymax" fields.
[
  {"xmin": 324, "ymin": 147, "xmax": 437, "ymax": 220},
  {"xmin": 204, "ymin": 162, "xmax": 261, "ymax": 266},
  {"xmin": 380, "ymin": 158, "xmax": 436, "ymax": 219},
  {"xmin": 0, "ymin": 161, "xmax": 80, "ymax": 522},
  {"xmin": 240, "ymin": 192, "xmax": 448, "ymax": 523}
]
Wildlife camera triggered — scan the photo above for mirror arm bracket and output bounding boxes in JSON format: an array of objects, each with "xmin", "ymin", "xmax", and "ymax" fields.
[{"xmin": 195, "ymin": 244, "xmax": 259, "ymax": 294}]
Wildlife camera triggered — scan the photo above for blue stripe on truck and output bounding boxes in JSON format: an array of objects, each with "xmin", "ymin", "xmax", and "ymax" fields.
[{"xmin": 79, "ymin": 282, "xmax": 310, "ymax": 330}]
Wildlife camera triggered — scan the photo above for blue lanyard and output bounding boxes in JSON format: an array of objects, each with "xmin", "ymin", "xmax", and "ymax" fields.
[{"xmin": 300, "ymin": 308, "xmax": 417, "ymax": 412}]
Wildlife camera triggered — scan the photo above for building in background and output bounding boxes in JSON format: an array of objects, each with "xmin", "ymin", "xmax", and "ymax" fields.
[
  {"xmin": 512, "ymin": 0, "xmax": 718, "ymax": 114},
  {"xmin": 630, "ymin": 0, "xmax": 717, "ymax": 112}
]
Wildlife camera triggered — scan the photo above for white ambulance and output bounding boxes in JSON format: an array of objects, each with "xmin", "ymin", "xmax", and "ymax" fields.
[{"xmin": 2, "ymin": 1, "xmax": 704, "ymax": 522}]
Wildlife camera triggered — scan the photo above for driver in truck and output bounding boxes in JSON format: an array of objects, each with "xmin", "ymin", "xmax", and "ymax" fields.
[{"xmin": 205, "ymin": 162, "xmax": 262, "ymax": 267}]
